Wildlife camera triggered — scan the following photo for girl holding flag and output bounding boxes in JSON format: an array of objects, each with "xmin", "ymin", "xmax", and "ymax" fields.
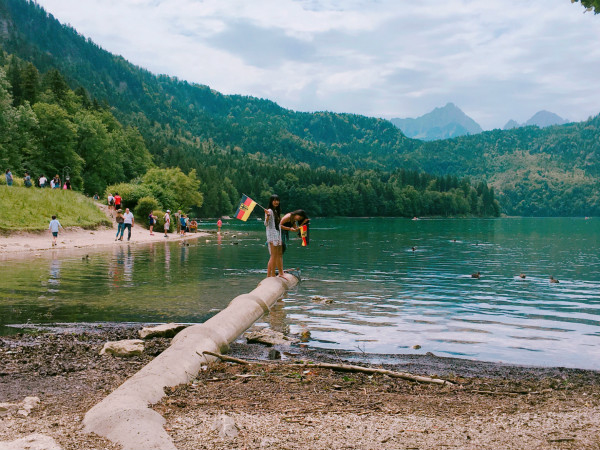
[{"xmin": 264, "ymin": 194, "xmax": 285, "ymax": 277}]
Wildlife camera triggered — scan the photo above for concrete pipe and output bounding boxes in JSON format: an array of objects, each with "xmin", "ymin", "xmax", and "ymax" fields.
[{"xmin": 83, "ymin": 274, "xmax": 298, "ymax": 450}]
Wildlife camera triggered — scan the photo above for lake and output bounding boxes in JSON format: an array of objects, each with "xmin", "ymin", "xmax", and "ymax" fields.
[{"xmin": 1, "ymin": 217, "xmax": 599, "ymax": 369}]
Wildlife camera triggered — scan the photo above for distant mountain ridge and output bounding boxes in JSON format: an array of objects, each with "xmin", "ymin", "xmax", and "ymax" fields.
[
  {"xmin": 390, "ymin": 103, "xmax": 483, "ymax": 141},
  {"xmin": 504, "ymin": 110, "xmax": 568, "ymax": 130}
]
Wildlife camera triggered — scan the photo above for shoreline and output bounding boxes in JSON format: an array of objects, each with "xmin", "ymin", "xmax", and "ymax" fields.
[
  {"xmin": 0, "ymin": 225, "xmax": 213, "ymax": 259},
  {"xmin": 1, "ymin": 323, "xmax": 599, "ymax": 450}
]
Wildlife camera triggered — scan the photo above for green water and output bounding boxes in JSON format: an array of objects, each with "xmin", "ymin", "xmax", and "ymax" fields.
[{"xmin": 1, "ymin": 218, "xmax": 599, "ymax": 369}]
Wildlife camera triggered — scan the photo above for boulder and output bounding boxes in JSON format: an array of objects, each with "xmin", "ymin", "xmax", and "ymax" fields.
[
  {"xmin": 212, "ymin": 414, "xmax": 238, "ymax": 438},
  {"xmin": 0, "ymin": 396, "xmax": 40, "ymax": 418},
  {"xmin": 100, "ymin": 339, "xmax": 144, "ymax": 357},
  {"xmin": 138, "ymin": 323, "xmax": 188, "ymax": 339},
  {"xmin": 310, "ymin": 295, "xmax": 333, "ymax": 304},
  {"xmin": 0, "ymin": 402, "xmax": 18, "ymax": 417},
  {"xmin": 18, "ymin": 396, "xmax": 40, "ymax": 417},
  {"xmin": 245, "ymin": 328, "xmax": 298, "ymax": 346},
  {"xmin": 0, "ymin": 433, "xmax": 62, "ymax": 450},
  {"xmin": 268, "ymin": 348, "xmax": 281, "ymax": 360}
]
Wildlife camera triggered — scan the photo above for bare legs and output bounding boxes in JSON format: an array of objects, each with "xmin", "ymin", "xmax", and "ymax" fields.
[{"xmin": 268, "ymin": 243, "xmax": 284, "ymax": 277}]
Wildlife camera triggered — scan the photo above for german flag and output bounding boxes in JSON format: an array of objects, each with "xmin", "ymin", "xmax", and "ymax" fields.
[
  {"xmin": 234, "ymin": 195, "xmax": 257, "ymax": 221},
  {"xmin": 300, "ymin": 223, "xmax": 309, "ymax": 246}
]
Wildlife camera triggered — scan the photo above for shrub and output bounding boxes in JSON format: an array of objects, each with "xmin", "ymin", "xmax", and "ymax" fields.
[
  {"xmin": 134, "ymin": 196, "xmax": 161, "ymax": 225},
  {"xmin": 152, "ymin": 209, "xmax": 173, "ymax": 233},
  {"xmin": 105, "ymin": 183, "xmax": 153, "ymax": 210}
]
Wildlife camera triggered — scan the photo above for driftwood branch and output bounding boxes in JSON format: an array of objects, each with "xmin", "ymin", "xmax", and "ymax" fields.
[
  {"xmin": 291, "ymin": 362, "xmax": 453, "ymax": 386},
  {"xmin": 200, "ymin": 351, "xmax": 251, "ymax": 365},
  {"xmin": 199, "ymin": 350, "xmax": 452, "ymax": 386}
]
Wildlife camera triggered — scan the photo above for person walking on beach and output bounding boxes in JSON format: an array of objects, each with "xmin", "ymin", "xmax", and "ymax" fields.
[
  {"xmin": 5, "ymin": 169, "xmax": 13, "ymax": 186},
  {"xmin": 217, "ymin": 218, "xmax": 222, "ymax": 233},
  {"xmin": 123, "ymin": 207, "xmax": 134, "ymax": 241},
  {"xmin": 107, "ymin": 193, "xmax": 115, "ymax": 217},
  {"xmin": 113, "ymin": 192, "xmax": 122, "ymax": 211},
  {"xmin": 164, "ymin": 210, "xmax": 171, "ymax": 237},
  {"xmin": 115, "ymin": 209, "xmax": 125, "ymax": 241},
  {"xmin": 265, "ymin": 194, "xmax": 284, "ymax": 277},
  {"xmin": 148, "ymin": 212, "xmax": 157, "ymax": 235},
  {"xmin": 49, "ymin": 215, "xmax": 63, "ymax": 247}
]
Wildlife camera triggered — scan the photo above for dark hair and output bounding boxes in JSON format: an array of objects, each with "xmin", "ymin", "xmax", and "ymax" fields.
[
  {"xmin": 290, "ymin": 209, "xmax": 309, "ymax": 225},
  {"xmin": 52, "ymin": 215, "xmax": 56, "ymax": 220},
  {"xmin": 268, "ymin": 194, "xmax": 281, "ymax": 230}
]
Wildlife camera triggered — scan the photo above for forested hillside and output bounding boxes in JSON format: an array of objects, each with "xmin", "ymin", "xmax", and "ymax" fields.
[{"xmin": 0, "ymin": 0, "xmax": 598, "ymax": 216}]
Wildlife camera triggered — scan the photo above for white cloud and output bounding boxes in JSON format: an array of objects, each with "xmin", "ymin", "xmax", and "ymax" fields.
[{"xmin": 35, "ymin": 0, "xmax": 600, "ymax": 129}]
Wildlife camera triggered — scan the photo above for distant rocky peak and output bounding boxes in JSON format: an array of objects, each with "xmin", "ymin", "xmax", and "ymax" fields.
[
  {"xmin": 390, "ymin": 103, "xmax": 482, "ymax": 141},
  {"xmin": 504, "ymin": 111, "xmax": 568, "ymax": 130}
]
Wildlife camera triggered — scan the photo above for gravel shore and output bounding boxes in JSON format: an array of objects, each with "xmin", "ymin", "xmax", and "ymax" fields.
[{"xmin": 1, "ymin": 323, "xmax": 599, "ymax": 450}]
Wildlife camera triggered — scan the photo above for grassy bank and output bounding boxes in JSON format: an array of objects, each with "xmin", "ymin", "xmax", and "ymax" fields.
[{"xmin": 0, "ymin": 186, "xmax": 112, "ymax": 232}]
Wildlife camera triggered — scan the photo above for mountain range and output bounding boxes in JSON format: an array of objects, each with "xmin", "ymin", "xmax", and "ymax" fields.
[{"xmin": 391, "ymin": 104, "xmax": 569, "ymax": 141}]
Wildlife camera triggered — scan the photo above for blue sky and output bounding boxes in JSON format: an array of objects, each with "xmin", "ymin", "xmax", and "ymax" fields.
[{"xmin": 35, "ymin": 0, "xmax": 600, "ymax": 130}]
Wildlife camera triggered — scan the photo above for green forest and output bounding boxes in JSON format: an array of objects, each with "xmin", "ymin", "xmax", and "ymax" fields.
[{"xmin": 1, "ymin": 0, "xmax": 598, "ymax": 217}]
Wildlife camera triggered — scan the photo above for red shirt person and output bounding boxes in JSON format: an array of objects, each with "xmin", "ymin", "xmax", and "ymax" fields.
[{"xmin": 113, "ymin": 193, "xmax": 122, "ymax": 210}]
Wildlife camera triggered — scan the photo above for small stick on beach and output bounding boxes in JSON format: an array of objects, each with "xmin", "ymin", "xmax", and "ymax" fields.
[{"xmin": 201, "ymin": 350, "xmax": 251, "ymax": 365}]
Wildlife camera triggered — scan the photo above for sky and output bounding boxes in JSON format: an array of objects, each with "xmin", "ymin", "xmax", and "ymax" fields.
[{"xmin": 34, "ymin": 0, "xmax": 600, "ymax": 130}]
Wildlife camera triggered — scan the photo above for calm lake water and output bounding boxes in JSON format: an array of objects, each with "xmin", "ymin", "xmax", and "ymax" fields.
[{"xmin": 1, "ymin": 218, "xmax": 599, "ymax": 369}]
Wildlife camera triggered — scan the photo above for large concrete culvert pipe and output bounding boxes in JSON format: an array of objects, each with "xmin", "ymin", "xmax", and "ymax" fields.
[{"xmin": 83, "ymin": 274, "xmax": 299, "ymax": 450}]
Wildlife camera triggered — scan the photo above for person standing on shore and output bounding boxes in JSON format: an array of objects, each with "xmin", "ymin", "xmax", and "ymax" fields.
[
  {"xmin": 115, "ymin": 209, "xmax": 125, "ymax": 241},
  {"xmin": 164, "ymin": 210, "xmax": 171, "ymax": 237},
  {"xmin": 217, "ymin": 218, "xmax": 222, "ymax": 233},
  {"xmin": 264, "ymin": 194, "xmax": 284, "ymax": 277},
  {"xmin": 5, "ymin": 169, "xmax": 13, "ymax": 186},
  {"xmin": 148, "ymin": 212, "xmax": 157, "ymax": 235},
  {"xmin": 123, "ymin": 207, "xmax": 134, "ymax": 241},
  {"xmin": 180, "ymin": 213, "xmax": 187, "ymax": 236},
  {"xmin": 175, "ymin": 210, "xmax": 182, "ymax": 235},
  {"xmin": 48, "ymin": 215, "xmax": 63, "ymax": 247}
]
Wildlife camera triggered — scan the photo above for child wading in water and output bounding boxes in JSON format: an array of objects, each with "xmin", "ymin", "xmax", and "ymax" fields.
[
  {"xmin": 48, "ymin": 215, "xmax": 63, "ymax": 247},
  {"xmin": 264, "ymin": 194, "xmax": 285, "ymax": 277}
]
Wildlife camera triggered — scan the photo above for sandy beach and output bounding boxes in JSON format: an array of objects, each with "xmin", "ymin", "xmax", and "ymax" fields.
[{"xmin": 0, "ymin": 208, "xmax": 211, "ymax": 258}]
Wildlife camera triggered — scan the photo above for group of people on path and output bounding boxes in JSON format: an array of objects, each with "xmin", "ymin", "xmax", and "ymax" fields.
[
  {"xmin": 4, "ymin": 169, "xmax": 71, "ymax": 189},
  {"xmin": 264, "ymin": 194, "xmax": 309, "ymax": 278}
]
